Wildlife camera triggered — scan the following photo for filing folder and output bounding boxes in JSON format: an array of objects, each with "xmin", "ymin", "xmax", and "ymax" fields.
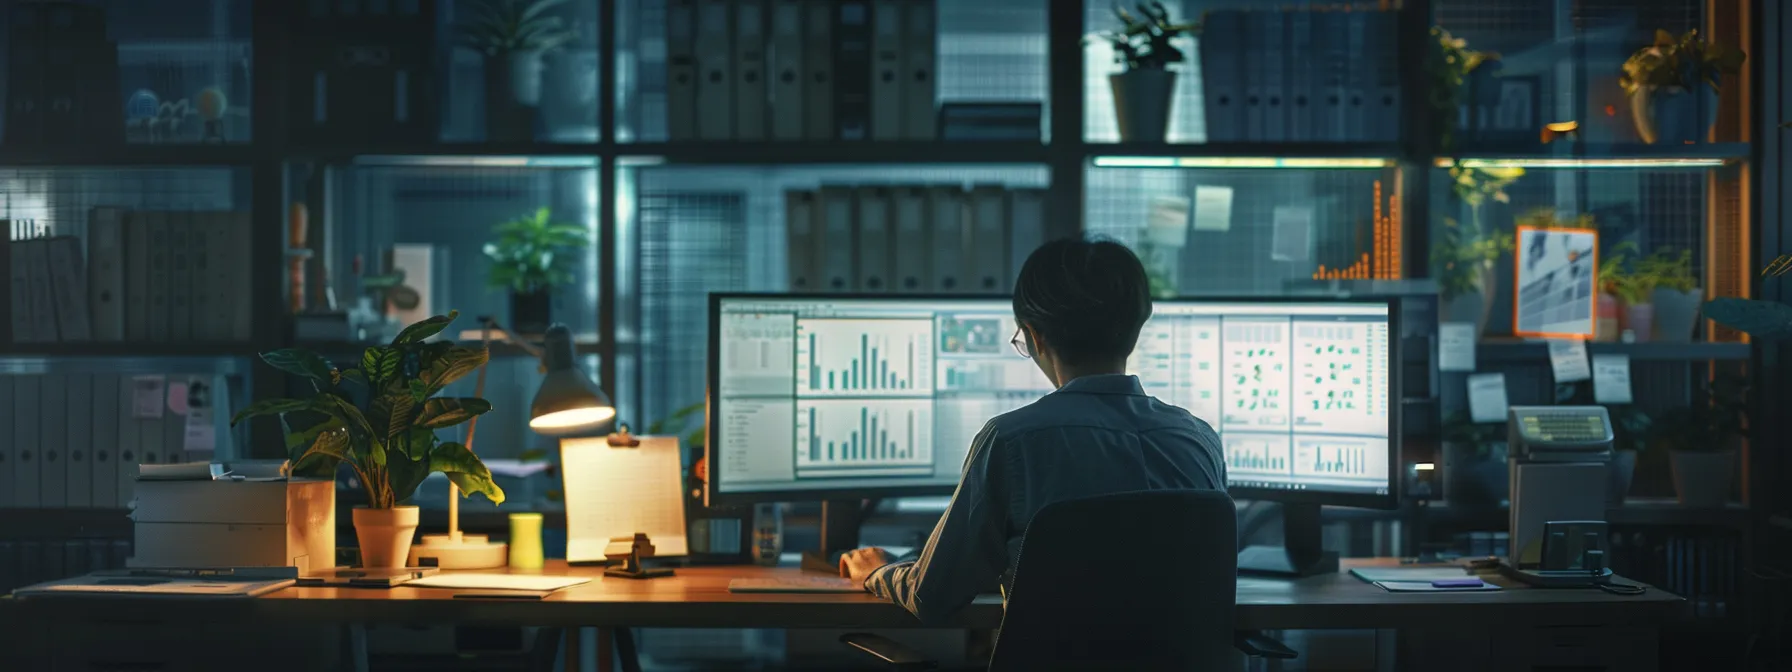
[
  {"xmin": 13, "ymin": 375, "xmax": 39, "ymax": 508},
  {"xmin": 0, "ymin": 376, "xmax": 11, "ymax": 507},
  {"xmin": 665, "ymin": 0, "xmax": 700, "ymax": 140},
  {"xmin": 927, "ymin": 186, "xmax": 966, "ymax": 293},
  {"xmin": 695, "ymin": 0, "xmax": 735, "ymax": 140},
  {"xmin": 1197, "ymin": 12, "xmax": 1244, "ymax": 142},
  {"xmin": 786, "ymin": 190, "xmax": 818, "ymax": 291},
  {"xmin": 90, "ymin": 373, "xmax": 120, "ymax": 508},
  {"xmin": 802, "ymin": 0, "xmax": 835, "ymax": 140},
  {"xmin": 966, "ymin": 185, "xmax": 1008, "ymax": 293},
  {"xmin": 891, "ymin": 186, "xmax": 930, "ymax": 292},
  {"xmin": 65, "ymin": 373, "xmax": 92, "ymax": 508},
  {"xmin": 1247, "ymin": 11, "xmax": 1287, "ymax": 142},
  {"xmin": 900, "ymin": 0, "xmax": 937, "ymax": 139},
  {"xmin": 855, "ymin": 187, "xmax": 892, "ymax": 291},
  {"xmin": 868, "ymin": 0, "xmax": 903, "ymax": 140},
  {"xmin": 1342, "ymin": 10, "xmax": 1369, "ymax": 141},
  {"xmin": 768, "ymin": 0, "xmax": 806, "ymax": 139},
  {"xmin": 1285, "ymin": 10, "xmax": 1314, "ymax": 142},
  {"xmin": 734, "ymin": 0, "xmax": 768, "ymax": 140},
  {"xmin": 833, "ymin": 0, "xmax": 872, "ymax": 140},
  {"xmin": 1367, "ymin": 11, "xmax": 1401, "ymax": 141},
  {"xmin": 817, "ymin": 186, "xmax": 856, "ymax": 292},
  {"xmin": 1313, "ymin": 11, "xmax": 1348, "ymax": 141},
  {"xmin": 39, "ymin": 373, "xmax": 65, "ymax": 508}
]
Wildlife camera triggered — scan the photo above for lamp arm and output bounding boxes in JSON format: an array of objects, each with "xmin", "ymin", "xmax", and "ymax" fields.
[{"xmin": 477, "ymin": 316, "xmax": 547, "ymax": 361}]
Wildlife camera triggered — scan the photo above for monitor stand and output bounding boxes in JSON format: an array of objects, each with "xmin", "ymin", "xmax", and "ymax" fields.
[
  {"xmin": 1237, "ymin": 502, "xmax": 1340, "ymax": 578},
  {"xmin": 800, "ymin": 499, "xmax": 872, "ymax": 574}
]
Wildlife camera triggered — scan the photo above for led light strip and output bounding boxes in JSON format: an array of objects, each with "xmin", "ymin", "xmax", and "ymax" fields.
[{"xmin": 1092, "ymin": 156, "xmax": 1393, "ymax": 169}]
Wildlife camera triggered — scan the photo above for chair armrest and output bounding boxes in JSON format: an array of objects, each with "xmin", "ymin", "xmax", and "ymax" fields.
[
  {"xmin": 839, "ymin": 633, "xmax": 938, "ymax": 671},
  {"xmin": 1234, "ymin": 630, "xmax": 1298, "ymax": 660}
]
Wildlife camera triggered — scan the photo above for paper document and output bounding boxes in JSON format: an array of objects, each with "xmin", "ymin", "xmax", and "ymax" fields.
[
  {"xmin": 1592, "ymin": 354, "xmax": 1633, "ymax": 404},
  {"xmin": 132, "ymin": 375, "xmax": 166, "ymax": 418},
  {"xmin": 1145, "ymin": 196, "xmax": 1191, "ymax": 248},
  {"xmin": 406, "ymin": 574, "xmax": 591, "ymax": 592},
  {"xmin": 1437, "ymin": 323, "xmax": 1476, "ymax": 372},
  {"xmin": 561, "ymin": 436, "xmax": 690, "ymax": 564},
  {"xmin": 1270, "ymin": 205, "xmax": 1313, "ymax": 262},
  {"xmin": 1374, "ymin": 580, "xmax": 1500, "ymax": 593},
  {"xmin": 1192, "ymin": 185, "xmax": 1234, "ymax": 232},
  {"xmin": 1467, "ymin": 373, "xmax": 1509, "ymax": 424},
  {"xmin": 1349, "ymin": 566, "xmax": 1474, "ymax": 583},
  {"xmin": 1548, "ymin": 339, "xmax": 1591, "ymax": 383}
]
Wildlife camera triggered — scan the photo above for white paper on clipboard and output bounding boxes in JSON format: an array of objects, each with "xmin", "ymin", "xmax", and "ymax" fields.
[{"xmin": 560, "ymin": 436, "xmax": 690, "ymax": 564}]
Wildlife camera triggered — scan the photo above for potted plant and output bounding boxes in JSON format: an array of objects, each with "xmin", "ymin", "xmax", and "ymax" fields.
[
  {"xmin": 1652, "ymin": 376, "xmax": 1747, "ymax": 507},
  {"xmin": 1638, "ymin": 248, "xmax": 1702, "ymax": 342},
  {"xmin": 1426, "ymin": 27, "xmax": 1501, "ymax": 152},
  {"xmin": 1606, "ymin": 405, "xmax": 1651, "ymax": 505},
  {"xmin": 484, "ymin": 207, "xmax": 587, "ymax": 335},
  {"xmin": 1090, "ymin": 2, "xmax": 1198, "ymax": 142},
  {"xmin": 1619, "ymin": 29, "xmax": 1745, "ymax": 144},
  {"xmin": 1433, "ymin": 216, "xmax": 1513, "ymax": 336},
  {"xmin": 1593, "ymin": 241, "xmax": 1639, "ymax": 342},
  {"xmin": 1607, "ymin": 253, "xmax": 1659, "ymax": 342},
  {"xmin": 457, "ymin": 0, "xmax": 579, "ymax": 142},
  {"xmin": 1439, "ymin": 412, "xmax": 1507, "ymax": 509},
  {"xmin": 231, "ymin": 312, "xmax": 505, "ymax": 567}
]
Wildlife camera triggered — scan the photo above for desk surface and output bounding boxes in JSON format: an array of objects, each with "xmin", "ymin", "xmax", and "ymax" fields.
[{"xmin": 7, "ymin": 560, "xmax": 1686, "ymax": 631}]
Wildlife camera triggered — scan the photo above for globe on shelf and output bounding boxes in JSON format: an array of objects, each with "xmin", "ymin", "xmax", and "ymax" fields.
[{"xmin": 125, "ymin": 89, "xmax": 159, "ymax": 122}]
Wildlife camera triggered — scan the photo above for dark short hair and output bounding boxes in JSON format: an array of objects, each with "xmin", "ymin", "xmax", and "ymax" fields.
[{"xmin": 1012, "ymin": 239, "xmax": 1153, "ymax": 366}]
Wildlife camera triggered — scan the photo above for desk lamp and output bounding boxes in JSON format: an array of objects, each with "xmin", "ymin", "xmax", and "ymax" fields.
[{"xmin": 412, "ymin": 321, "xmax": 615, "ymax": 569}]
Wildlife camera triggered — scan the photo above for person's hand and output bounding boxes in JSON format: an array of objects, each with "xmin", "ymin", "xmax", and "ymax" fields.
[{"xmin": 838, "ymin": 547, "xmax": 898, "ymax": 580}]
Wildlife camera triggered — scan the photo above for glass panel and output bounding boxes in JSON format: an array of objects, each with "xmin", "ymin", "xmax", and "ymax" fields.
[
  {"xmin": 1427, "ymin": 162, "xmax": 1732, "ymax": 341},
  {"xmin": 1084, "ymin": 0, "xmax": 1403, "ymax": 144},
  {"xmin": 288, "ymin": 0, "xmax": 601, "ymax": 144},
  {"xmin": 1435, "ymin": 0, "xmax": 1747, "ymax": 153},
  {"xmin": 615, "ymin": 0, "xmax": 1048, "ymax": 143},
  {"xmin": 306, "ymin": 159, "xmax": 601, "ymax": 344},
  {"xmin": 614, "ymin": 162, "xmax": 1050, "ymax": 433},
  {"xmin": 1086, "ymin": 163, "xmax": 1403, "ymax": 294},
  {"xmin": 0, "ymin": 0, "xmax": 254, "ymax": 145},
  {"xmin": 2, "ymin": 166, "xmax": 253, "ymax": 349}
]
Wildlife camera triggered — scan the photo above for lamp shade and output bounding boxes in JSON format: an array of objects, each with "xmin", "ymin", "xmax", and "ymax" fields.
[{"xmin": 528, "ymin": 324, "xmax": 615, "ymax": 434}]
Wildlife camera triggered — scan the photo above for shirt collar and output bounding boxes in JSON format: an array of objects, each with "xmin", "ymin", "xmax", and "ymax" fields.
[{"xmin": 1057, "ymin": 374, "xmax": 1146, "ymax": 396}]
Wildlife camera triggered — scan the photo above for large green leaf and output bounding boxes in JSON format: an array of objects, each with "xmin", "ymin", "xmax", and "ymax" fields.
[
  {"xmin": 386, "ymin": 446, "xmax": 432, "ymax": 504},
  {"xmin": 259, "ymin": 349, "xmax": 337, "ymax": 383},
  {"xmin": 361, "ymin": 346, "xmax": 401, "ymax": 389},
  {"xmin": 429, "ymin": 442, "xmax": 506, "ymax": 505},
  {"xmin": 283, "ymin": 416, "xmax": 341, "ymax": 453},
  {"xmin": 318, "ymin": 395, "xmax": 376, "ymax": 440},
  {"xmin": 420, "ymin": 346, "xmax": 489, "ymax": 395},
  {"xmin": 400, "ymin": 427, "xmax": 438, "ymax": 461},
  {"xmin": 392, "ymin": 311, "xmax": 460, "ymax": 345},
  {"xmin": 231, "ymin": 398, "xmax": 312, "ymax": 425},
  {"xmin": 293, "ymin": 427, "xmax": 352, "ymax": 474},
  {"xmin": 415, "ymin": 398, "xmax": 494, "ymax": 429},
  {"xmin": 1704, "ymin": 298, "xmax": 1792, "ymax": 341}
]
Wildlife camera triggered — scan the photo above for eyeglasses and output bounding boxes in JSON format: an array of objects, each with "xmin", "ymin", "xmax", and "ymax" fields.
[{"xmin": 1010, "ymin": 328, "xmax": 1033, "ymax": 359}]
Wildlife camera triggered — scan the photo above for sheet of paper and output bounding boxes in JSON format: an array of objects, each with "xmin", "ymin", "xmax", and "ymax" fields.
[
  {"xmin": 1467, "ymin": 373, "xmax": 1509, "ymax": 424},
  {"xmin": 1438, "ymin": 322, "xmax": 1477, "ymax": 372},
  {"xmin": 561, "ymin": 436, "xmax": 690, "ymax": 563},
  {"xmin": 183, "ymin": 376, "xmax": 216, "ymax": 454},
  {"xmin": 1592, "ymin": 354, "xmax": 1633, "ymax": 404},
  {"xmin": 1144, "ymin": 195, "xmax": 1191, "ymax": 248},
  {"xmin": 1549, "ymin": 339, "xmax": 1591, "ymax": 383},
  {"xmin": 132, "ymin": 375, "xmax": 166, "ymax": 419},
  {"xmin": 1270, "ymin": 205, "xmax": 1313, "ymax": 262},
  {"xmin": 1375, "ymin": 580, "xmax": 1501, "ymax": 593},
  {"xmin": 1192, "ymin": 185, "xmax": 1234, "ymax": 232},
  {"xmin": 406, "ymin": 574, "xmax": 591, "ymax": 592}
]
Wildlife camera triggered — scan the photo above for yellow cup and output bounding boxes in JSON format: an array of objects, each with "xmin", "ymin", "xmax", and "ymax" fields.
[{"xmin": 508, "ymin": 512, "xmax": 545, "ymax": 570}]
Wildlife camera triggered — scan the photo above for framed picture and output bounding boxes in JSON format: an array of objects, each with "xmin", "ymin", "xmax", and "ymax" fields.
[{"xmin": 1513, "ymin": 225, "xmax": 1599, "ymax": 339}]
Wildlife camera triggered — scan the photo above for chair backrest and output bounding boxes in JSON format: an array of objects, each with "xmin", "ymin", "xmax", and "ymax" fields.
[{"xmin": 989, "ymin": 489, "xmax": 1237, "ymax": 672}]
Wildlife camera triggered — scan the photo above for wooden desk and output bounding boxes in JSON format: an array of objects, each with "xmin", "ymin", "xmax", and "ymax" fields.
[{"xmin": 2, "ymin": 560, "xmax": 1687, "ymax": 671}]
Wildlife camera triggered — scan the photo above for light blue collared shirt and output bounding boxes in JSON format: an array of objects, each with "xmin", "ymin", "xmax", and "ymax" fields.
[{"xmin": 864, "ymin": 374, "xmax": 1227, "ymax": 625}]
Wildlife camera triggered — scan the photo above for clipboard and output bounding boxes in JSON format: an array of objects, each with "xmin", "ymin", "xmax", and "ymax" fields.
[{"xmin": 560, "ymin": 435, "xmax": 690, "ymax": 565}]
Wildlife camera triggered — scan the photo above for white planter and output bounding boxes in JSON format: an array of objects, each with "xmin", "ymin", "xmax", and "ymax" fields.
[
  {"xmin": 354, "ymin": 505, "xmax": 421, "ymax": 568},
  {"xmin": 1651, "ymin": 287, "xmax": 1704, "ymax": 343},
  {"xmin": 506, "ymin": 49, "xmax": 546, "ymax": 106},
  {"xmin": 1109, "ymin": 69, "xmax": 1177, "ymax": 142},
  {"xmin": 1669, "ymin": 450, "xmax": 1735, "ymax": 507}
]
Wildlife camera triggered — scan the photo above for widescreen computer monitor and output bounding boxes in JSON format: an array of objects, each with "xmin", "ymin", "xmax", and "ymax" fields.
[{"xmin": 706, "ymin": 294, "xmax": 1398, "ymax": 512}]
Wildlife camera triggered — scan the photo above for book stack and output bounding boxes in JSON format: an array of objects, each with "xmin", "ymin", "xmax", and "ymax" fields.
[
  {"xmin": 5, "ymin": 207, "xmax": 253, "ymax": 345},
  {"xmin": 785, "ymin": 184, "xmax": 1045, "ymax": 294},
  {"xmin": 667, "ymin": 0, "xmax": 937, "ymax": 141}
]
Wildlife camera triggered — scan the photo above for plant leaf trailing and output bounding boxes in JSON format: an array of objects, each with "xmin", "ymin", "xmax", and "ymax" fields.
[
  {"xmin": 1619, "ymin": 29, "xmax": 1745, "ymax": 98},
  {"xmin": 231, "ymin": 311, "xmax": 504, "ymax": 509},
  {"xmin": 1425, "ymin": 27, "xmax": 1499, "ymax": 155},
  {"xmin": 1431, "ymin": 216, "xmax": 1514, "ymax": 302},
  {"xmin": 456, "ymin": 0, "xmax": 579, "ymax": 57},
  {"xmin": 484, "ymin": 207, "xmax": 589, "ymax": 295},
  {"xmin": 1087, "ymin": 2, "xmax": 1200, "ymax": 72},
  {"xmin": 1650, "ymin": 376, "xmax": 1749, "ymax": 453}
]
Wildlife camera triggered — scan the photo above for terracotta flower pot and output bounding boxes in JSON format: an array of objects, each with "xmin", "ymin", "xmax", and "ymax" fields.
[{"xmin": 354, "ymin": 505, "xmax": 421, "ymax": 568}]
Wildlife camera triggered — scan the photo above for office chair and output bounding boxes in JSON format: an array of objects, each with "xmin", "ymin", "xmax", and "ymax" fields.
[{"xmin": 841, "ymin": 489, "xmax": 1297, "ymax": 671}]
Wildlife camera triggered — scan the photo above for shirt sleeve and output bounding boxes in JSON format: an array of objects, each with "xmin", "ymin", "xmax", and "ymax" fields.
[{"xmin": 863, "ymin": 421, "xmax": 1007, "ymax": 626}]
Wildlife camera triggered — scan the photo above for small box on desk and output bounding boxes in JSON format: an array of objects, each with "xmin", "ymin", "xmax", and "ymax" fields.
[{"xmin": 129, "ymin": 478, "xmax": 335, "ymax": 573}]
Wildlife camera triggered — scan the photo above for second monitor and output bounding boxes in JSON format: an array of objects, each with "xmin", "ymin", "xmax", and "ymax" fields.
[{"xmin": 707, "ymin": 294, "xmax": 1397, "ymax": 508}]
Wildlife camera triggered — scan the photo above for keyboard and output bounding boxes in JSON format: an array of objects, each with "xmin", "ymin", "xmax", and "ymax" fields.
[{"xmin": 728, "ymin": 576, "xmax": 864, "ymax": 594}]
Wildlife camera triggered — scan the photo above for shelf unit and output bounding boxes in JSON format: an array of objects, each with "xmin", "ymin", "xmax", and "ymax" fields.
[{"xmin": 0, "ymin": 0, "xmax": 1766, "ymax": 480}]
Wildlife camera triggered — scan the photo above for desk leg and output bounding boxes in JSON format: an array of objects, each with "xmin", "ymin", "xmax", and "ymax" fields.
[
  {"xmin": 615, "ymin": 628, "xmax": 642, "ymax": 672},
  {"xmin": 342, "ymin": 624, "xmax": 368, "ymax": 672},
  {"xmin": 564, "ymin": 627, "xmax": 582, "ymax": 672},
  {"xmin": 597, "ymin": 628, "xmax": 613, "ymax": 672}
]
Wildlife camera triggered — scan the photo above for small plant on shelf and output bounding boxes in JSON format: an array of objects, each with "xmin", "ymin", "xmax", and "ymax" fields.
[
  {"xmin": 484, "ymin": 207, "xmax": 588, "ymax": 334},
  {"xmin": 1433, "ymin": 217, "xmax": 1513, "ymax": 335},
  {"xmin": 1619, "ymin": 29, "xmax": 1745, "ymax": 144},
  {"xmin": 231, "ymin": 311, "xmax": 503, "ymax": 566},
  {"xmin": 457, "ymin": 0, "xmax": 580, "ymax": 142},
  {"xmin": 1425, "ymin": 27, "xmax": 1500, "ymax": 153},
  {"xmin": 1089, "ymin": 2, "xmax": 1200, "ymax": 142}
]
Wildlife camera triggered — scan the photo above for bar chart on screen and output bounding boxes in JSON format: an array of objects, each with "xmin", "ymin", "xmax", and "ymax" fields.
[
  {"xmin": 719, "ymin": 312, "xmax": 798, "ymax": 396},
  {"xmin": 1224, "ymin": 434, "xmax": 1294, "ymax": 477},
  {"xmin": 795, "ymin": 399, "xmax": 934, "ymax": 478},
  {"xmin": 795, "ymin": 318, "xmax": 935, "ymax": 398},
  {"xmin": 1292, "ymin": 437, "xmax": 1390, "ymax": 485}
]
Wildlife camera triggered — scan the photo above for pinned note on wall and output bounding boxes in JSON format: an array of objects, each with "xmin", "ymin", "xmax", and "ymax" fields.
[
  {"xmin": 1467, "ymin": 373, "xmax": 1509, "ymax": 424},
  {"xmin": 1438, "ymin": 322, "xmax": 1476, "ymax": 372},
  {"xmin": 1548, "ymin": 339, "xmax": 1590, "ymax": 383},
  {"xmin": 1192, "ymin": 185, "xmax": 1234, "ymax": 232},
  {"xmin": 1592, "ymin": 354, "xmax": 1633, "ymax": 405}
]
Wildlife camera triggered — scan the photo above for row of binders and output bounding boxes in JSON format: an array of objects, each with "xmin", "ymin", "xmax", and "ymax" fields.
[
  {"xmin": 668, "ymin": 0, "xmax": 936, "ymax": 141},
  {"xmin": 0, "ymin": 539, "xmax": 132, "ymax": 595},
  {"xmin": 0, "ymin": 372, "xmax": 197, "ymax": 510},
  {"xmin": 1199, "ymin": 7, "xmax": 1401, "ymax": 143},
  {"xmin": 786, "ymin": 184, "xmax": 1045, "ymax": 295},
  {"xmin": 6, "ymin": 208, "xmax": 253, "ymax": 345}
]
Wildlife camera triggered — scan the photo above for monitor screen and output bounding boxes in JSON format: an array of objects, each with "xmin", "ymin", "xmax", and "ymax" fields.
[{"xmin": 708, "ymin": 295, "xmax": 1395, "ymax": 504}]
